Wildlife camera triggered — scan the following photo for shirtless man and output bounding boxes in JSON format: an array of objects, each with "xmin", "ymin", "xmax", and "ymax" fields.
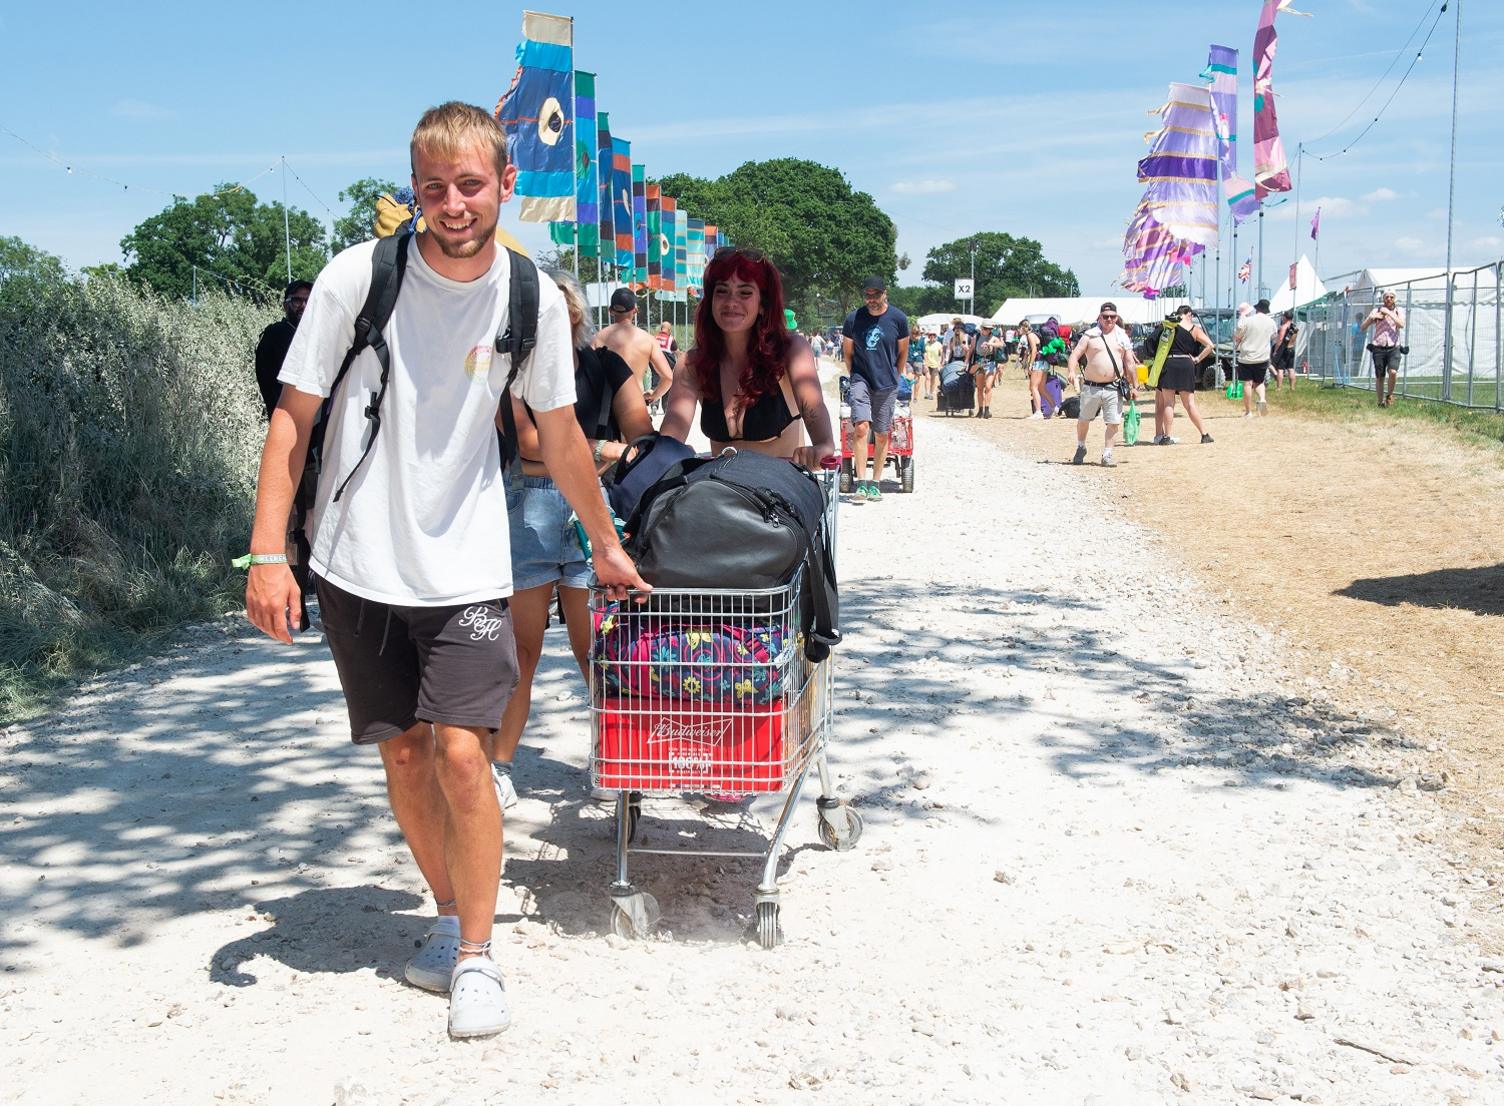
[
  {"xmin": 594, "ymin": 288, "xmax": 673, "ymax": 404},
  {"xmin": 1066, "ymin": 302, "xmax": 1139, "ymax": 467}
]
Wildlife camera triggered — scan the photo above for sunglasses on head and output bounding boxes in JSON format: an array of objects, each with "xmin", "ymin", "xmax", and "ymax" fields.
[{"xmin": 714, "ymin": 246, "xmax": 765, "ymax": 262}]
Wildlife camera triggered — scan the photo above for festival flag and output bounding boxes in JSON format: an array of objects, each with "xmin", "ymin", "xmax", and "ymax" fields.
[
  {"xmin": 1135, "ymin": 83, "xmax": 1220, "ymax": 249},
  {"xmin": 611, "ymin": 138, "xmax": 633, "ymax": 270},
  {"xmin": 1310, "ymin": 207, "xmax": 1321, "ymax": 240},
  {"xmin": 1238, "ymin": 258, "xmax": 1252, "ymax": 283},
  {"xmin": 494, "ymin": 11, "xmax": 574, "ymax": 223},
  {"xmin": 646, "ymin": 184, "xmax": 662, "ymax": 289},
  {"xmin": 1201, "ymin": 45, "xmax": 1261, "ymax": 223},
  {"xmin": 631, "ymin": 164, "xmax": 647, "ymax": 288},
  {"xmin": 570, "ymin": 71, "xmax": 599, "ymax": 256},
  {"xmin": 596, "ymin": 112, "xmax": 614, "ymax": 271},
  {"xmin": 659, "ymin": 195, "xmax": 677, "ymax": 293},
  {"xmin": 673, "ymin": 206, "xmax": 689, "ymax": 298},
  {"xmin": 1288, "ymin": 261, "xmax": 1299, "ymax": 291},
  {"xmin": 687, "ymin": 218, "xmax": 706, "ymax": 294},
  {"xmin": 1253, "ymin": 0, "xmax": 1310, "ymax": 201},
  {"xmin": 705, "ymin": 225, "xmax": 719, "ymax": 259}
]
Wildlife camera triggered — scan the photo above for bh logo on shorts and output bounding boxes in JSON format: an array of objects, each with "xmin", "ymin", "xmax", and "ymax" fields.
[{"xmin": 458, "ymin": 605, "xmax": 506, "ymax": 641}]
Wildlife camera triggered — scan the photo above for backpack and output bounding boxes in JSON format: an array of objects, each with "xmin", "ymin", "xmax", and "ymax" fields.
[
  {"xmin": 622, "ymin": 450, "xmax": 839, "ymax": 662},
  {"xmin": 290, "ymin": 233, "xmax": 539, "ymax": 545}
]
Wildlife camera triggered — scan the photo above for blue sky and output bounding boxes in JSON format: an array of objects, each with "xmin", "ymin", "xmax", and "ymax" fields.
[{"xmin": 4, "ymin": 0, "xmax": 1500, "ymax": 304}]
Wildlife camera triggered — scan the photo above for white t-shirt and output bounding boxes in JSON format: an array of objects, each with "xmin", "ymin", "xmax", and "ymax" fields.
[
  {"xmin": 1236, "ymin": 313, "xmax": 1277, "ymax": 363},
  {"xmin": 279, "ymin": 237, "xmax": 575, "ymax": 606}
]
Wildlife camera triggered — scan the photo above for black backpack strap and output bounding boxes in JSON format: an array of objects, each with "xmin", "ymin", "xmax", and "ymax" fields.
[
  {"xmin": 328, "ymin": 232, "xmax": 412, "ymax": 503},
  {"xmin": 495, "ymin": 249, "xmax": 540, "ymax": 470}
]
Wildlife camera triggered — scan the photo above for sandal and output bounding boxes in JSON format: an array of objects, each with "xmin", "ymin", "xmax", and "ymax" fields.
[
  {"xmin": 404, "ymin": 916, "xmax": 460, "ymax": 993},
  {"xmin": 448, "ymin": 954, "xmax": 511, "ymax": 1039}
]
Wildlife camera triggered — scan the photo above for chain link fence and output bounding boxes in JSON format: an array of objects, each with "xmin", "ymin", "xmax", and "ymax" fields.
[{"xmin": 1298, "ymin": 260, "xmax": 1503, "ymax": 409}]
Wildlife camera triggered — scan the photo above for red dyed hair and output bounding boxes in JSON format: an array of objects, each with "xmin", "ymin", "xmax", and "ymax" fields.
[{"xmin": 686, "ymin": 249, "xmax": 791, "ymax": 408}]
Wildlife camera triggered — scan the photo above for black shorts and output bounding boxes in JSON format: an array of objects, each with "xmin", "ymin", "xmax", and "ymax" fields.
[
  {"xmin": 1236, "ymin": 361, "xmax": 1269, "ymax": 385},
  {"xmin": 315, "ymin": 577, "xmax": 519, "ymax": 745},
  {"xmin": 1371, "ymin": 345, "xmax": 1401, "ymax": 375},
  {"xmin": 1156, "ymin": 354, "xmax": 1198, "ymax": 393}
]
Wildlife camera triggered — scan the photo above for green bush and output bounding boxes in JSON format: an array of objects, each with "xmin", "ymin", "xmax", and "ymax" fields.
[{"xmin": 0, "ymin": 255, "xmax": 272, "ymax": 718}]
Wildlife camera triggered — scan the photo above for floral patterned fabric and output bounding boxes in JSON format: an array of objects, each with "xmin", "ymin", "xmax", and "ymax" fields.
[{"xmin": 593, "ymin": 609, "xmax": 789, "ymax": 704}]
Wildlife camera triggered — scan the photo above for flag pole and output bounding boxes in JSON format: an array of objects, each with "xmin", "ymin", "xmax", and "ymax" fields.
[{"xmin": 1441, "ymin": 0, "xmax": 1462, "ymax": 402}]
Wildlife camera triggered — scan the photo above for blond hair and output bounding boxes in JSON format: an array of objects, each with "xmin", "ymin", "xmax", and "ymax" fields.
[
  {"xmin": 546, "ymin": 268, "xmax": 594, "ymax": 348},
  {"xmin": 410, "ymin": 101, "xmax": 509, "ymax": 180}
]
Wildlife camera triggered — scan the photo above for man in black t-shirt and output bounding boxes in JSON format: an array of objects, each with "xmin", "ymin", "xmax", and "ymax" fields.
[
  {"xmin": 253, "ymin": 280, "xmax": 312, "ymax": 419},
  {"xmin": 841, "ymin": 276, "xmax": 909, "ymax": 502}
]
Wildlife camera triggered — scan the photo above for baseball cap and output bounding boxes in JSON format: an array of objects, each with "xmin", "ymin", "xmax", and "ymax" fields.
[
  {"xmin": 284, "ymin": 279, "xmax": 313, "ymax": 299},
  {"xmin": 978, "ymin": 319, "xmax": 993, "ymax": 328},
  {"xmin": 609, "ymin": 288, "xmax": 637, "ymax": 313},
  {"xmin": 1098, "ymin": 301, "xmax": 1118, "ymax": 314},
  {"xmin": 862, "ymin": 275, "xmax": 885, "ymax": 292}
]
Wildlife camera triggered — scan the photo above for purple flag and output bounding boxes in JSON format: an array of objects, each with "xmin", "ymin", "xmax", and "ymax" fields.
[{"xmin": 1310, "ymin": 207, "xmax": 1321, "ymax": 240}]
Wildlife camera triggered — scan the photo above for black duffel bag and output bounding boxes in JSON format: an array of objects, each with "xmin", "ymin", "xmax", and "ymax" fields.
[
  {"xmin": 623, "ymin": 449, "xmax": 839, "ymax": 661},
  {"xmin": 606, "ymin": 432, "xmax": 696, "ymax": 522}
]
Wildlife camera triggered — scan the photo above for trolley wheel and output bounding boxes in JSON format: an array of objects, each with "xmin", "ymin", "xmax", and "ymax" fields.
[
  {"xmin": 899, "ymin": 456, "xmax": 914, "ymax": 494},
  {"xmin": 755, "ymin": 900, "xmax": 781, "ymax": 950},
  {"xmin": 608, "ymin": 890, "xmax": 660, "ymax": 939},
  {"xmin": 817, "ymin": 804, "xmax": 864, "ymax": 852},
  {"xmin": 839, "ymin": 457, "xmax": 853, "ymax": 495}
]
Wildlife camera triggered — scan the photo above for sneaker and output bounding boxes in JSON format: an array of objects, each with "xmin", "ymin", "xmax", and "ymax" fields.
[
  {"xmin": 1148, "ymin": 434, "xmax": 1164, "ymax": 445},
  {"xmin": 1071, "ymin": 444, "xmax": 1087, "ymax": 465},
  {"xmin": 865, "ymin": 481, "xmax": 883, "ymax": 502},
  {"xmin": 1200, "ymin": 433, "xmax": 1214, "ymax": 444},
  {"xmin": 1100, "ymin": 452, "xmax": 1117, "ymax": 468},
  {"xmin": 1027, "ymin": 411, "xmax": 1045, "ymax": 420},
  {"xmin": 405, "ymin": 916, "xmax": 460, "ymax": 993},
  {"xmin": 1257, "ymin": 399, "xmax": 1268, "ymax": 416},
  {"xmin": 491, "ymin": 763, "xmax": 517, "ymax": 811},
  {"xmin": 1158, "ymin": 436, "xmax": 1178, "ymax": 445},
  {"xmin": 447, "ymin": 957, "xmax": 511, "ymax": 1039},
  {"xmin": 1242, "ymin": 412, "xmax": 1254, "ymax": 419}
]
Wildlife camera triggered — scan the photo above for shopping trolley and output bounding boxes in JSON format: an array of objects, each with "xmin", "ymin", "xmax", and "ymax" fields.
[{"xmin": 587, "ymin": 468, "xmax": 860, "ymax": 949}]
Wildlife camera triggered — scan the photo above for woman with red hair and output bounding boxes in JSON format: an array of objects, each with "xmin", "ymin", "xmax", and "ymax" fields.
[{"xmin": 659, "ymin": 248, "xmax": 835, "ymax": 468}]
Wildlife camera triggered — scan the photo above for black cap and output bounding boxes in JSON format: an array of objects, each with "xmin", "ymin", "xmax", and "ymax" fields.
[
  {"xmin": 1098, "ymin": 301, "xmax": 1117, "ymax": 314},
  {"xmin": 609, "ymin": 288, "xmax": 638, "ymax": 313},
  {"xmin": 284, "ymin": 279, "xmax": 313, "ymax": 299},
  {"xmin": 1255, "ymin": 298, "xmax": 1271, "ymax": 313},
  {"xmin": 862, "ymin": 275, "xmax": 885, "ymax": 292}
]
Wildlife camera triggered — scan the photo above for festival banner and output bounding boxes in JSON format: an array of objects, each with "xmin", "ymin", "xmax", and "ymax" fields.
[
  {"xmin": 659, "ymin": 195, "xmax": 677, "ymax": 294},
  {"xmin": 1201, "ymin": 45, "xmax": 1260, "ymax": 223},
  {"xmin": 646, "ymin": 184, "xmax": 662, "ymax": 290},
  {"xmin": 673, "ymin": 206, "xmax": 689, "ymax": 299},
  {"xmin": 687, "ymin": 218, "xmax": 706, "ymax": 294},
  {"xmin": 1133, "ymin": 82, "xmax": 1220, "ymax": 253},
  {"xmin": 631, "ymin": 164, "xmax": 647, "ymax": 288},
  {"xmin": 569, "ymin": 71, "xmax": 599, "ymax": 255},
  {"xmin": 597, "ymin": 111, "xmax": 614, "ymax": 271},
  {"xmin": 611, "ymin": 137, "xmax": 633, "ymax": 270},
  {"xmin": 1310, "ymin": 207, "xmax": 1321, "ymax": 240},
  {"xmin": 1253, "ymin": 0, "xmax": 1310, "ymax": 201},
  {"xmin": 494, "ymin": 11, "xmax": 574, "ymax": 223}
]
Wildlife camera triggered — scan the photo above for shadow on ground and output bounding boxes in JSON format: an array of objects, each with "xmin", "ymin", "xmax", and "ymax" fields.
[
  {"xmin": 1337, "ymin": 563, "xmax": 1504, "ymax": 617},
  {"xmin": 0, "ymin": 573, "xmax": 1408, "ymax": 962}
]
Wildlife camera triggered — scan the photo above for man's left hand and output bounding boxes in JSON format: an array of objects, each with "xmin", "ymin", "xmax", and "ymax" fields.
[{"xmin": 593, "ymin": 542, "xmax": 651, "ymax": 603}]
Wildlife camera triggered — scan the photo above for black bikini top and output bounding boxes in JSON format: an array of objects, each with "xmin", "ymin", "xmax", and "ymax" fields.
[{"xmin": 700, "ymin": 384, "xmax": 798, "ymax": 443}]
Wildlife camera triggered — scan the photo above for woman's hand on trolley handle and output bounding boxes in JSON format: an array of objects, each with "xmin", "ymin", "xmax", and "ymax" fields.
[
  {"xmin": 792, "ymin": 445, "xmax": 839, "ymax": 471},
  {"xmin": 593, "ymin": 540, "xmax": 652, "ymax": 604}
]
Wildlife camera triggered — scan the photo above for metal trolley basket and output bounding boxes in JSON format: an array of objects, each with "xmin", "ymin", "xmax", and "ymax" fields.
[{"xmin": 587, "ymin": 469, "xmax": 860, "ymax": 949}]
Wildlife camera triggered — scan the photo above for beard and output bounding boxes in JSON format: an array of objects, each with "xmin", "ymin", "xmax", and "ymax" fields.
[{"xmin": 430, "ymin": 210, "xmax": 499, "ymax": 260}]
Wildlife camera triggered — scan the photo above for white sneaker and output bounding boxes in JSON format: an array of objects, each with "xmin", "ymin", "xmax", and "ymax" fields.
[
  {"xmin": 491, "ymin": 763, "xmax": 517, "ymax": 811},
  {"xmin": 404, "ymin": 916, "xmax": 460, "ymax": 992},
  {"xmin": 448, "ymin": 957, "xmax": 511, "ymax": 1039}
]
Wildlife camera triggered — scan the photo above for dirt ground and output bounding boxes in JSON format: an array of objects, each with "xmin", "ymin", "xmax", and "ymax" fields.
[{"xmin": 944, "ymin": 370, "xmax": 1504, "ymax": 887}]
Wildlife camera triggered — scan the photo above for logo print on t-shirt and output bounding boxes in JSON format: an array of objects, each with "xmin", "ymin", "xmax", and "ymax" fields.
[
  {"xmin": 464, "ymin": 344, "xmax": 493, "ymax": 380},
  {"xmin": 865, "ymin": 327, "xmax": 881, "ymax": 351}
]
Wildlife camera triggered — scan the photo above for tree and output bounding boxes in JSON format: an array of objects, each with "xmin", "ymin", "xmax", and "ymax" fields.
[
  {"xmin": 0, "ymin": 236, "xmax": 67, "ymax": 289},
  {"xmin": 331, "ymin": 177, "xmax": 398, "ymax": 253},
  {"xmin": 656, "ymin": 160, "xmax": 897, "ymax": 330},
  {"xmin": 893, "ymin": 232, "xmax": 1080, "ymax": 320},
  {"xmin": 120, "ymin": 186, "xmax": 328, "ymax": 300}
]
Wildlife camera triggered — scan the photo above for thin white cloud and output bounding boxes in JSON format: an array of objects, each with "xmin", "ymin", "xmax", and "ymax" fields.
[
  {"xmin": 1395, "ymin": 236, "xmax": 1427, "ymax": 254},
  {"xmin": 1265, "ymin": 195, "xmax": 1363, "ymax": 222},
  {"xmin": 1361, "ymin": 187, "xmax": 1399, "ymax": 203},
  {"xmin": 892, "ymin": 179, "xmax": 956, "ymax": 195},
  {"xmin": 1470, "ymin": 235, "xmax": 1504, "ymax": 252},
  {"xmin": 109, "ymin": 98, "xmax": 174, "ymax": 121}
]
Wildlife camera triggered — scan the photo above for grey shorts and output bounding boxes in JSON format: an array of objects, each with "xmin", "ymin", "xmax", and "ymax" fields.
[
  {"xmin": 315, "ymin": 577, "xmax": 520, "ymax": 745},
  {"xmin": 848, "ymin": 376, "xmax": 899, "ymax": 434},
  {"xmin": 1077, "ymin": 382, "xmax": 1123, "ymax": 425}
]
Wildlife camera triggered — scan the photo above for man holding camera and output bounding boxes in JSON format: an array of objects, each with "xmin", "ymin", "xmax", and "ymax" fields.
[{"xmin": 1360, "ymin": 290, "xmax": 1405, "ymax": 407}]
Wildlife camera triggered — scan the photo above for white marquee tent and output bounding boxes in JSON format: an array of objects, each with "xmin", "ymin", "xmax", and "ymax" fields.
[
  {"xmin": 915, "ymin": 312, "xmax": 985, "ymax": 331},
  {"xmin": 989, "ymin": 296, "xmax": 1188, "ymax": 327},
  {"xmin": 1269, "ymin": 255, "xmax": 1326, "ymax": 314}
]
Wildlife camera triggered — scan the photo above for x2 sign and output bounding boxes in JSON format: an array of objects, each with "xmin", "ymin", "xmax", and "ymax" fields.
[{"xmin": 954, "ymin": 279, "xmax": 974, "ymax": 300}]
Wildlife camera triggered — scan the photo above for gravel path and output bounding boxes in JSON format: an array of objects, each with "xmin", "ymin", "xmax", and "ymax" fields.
[{"xmin": 3, "ymin": 415, "xmax": 1502, "ymax": 1105}]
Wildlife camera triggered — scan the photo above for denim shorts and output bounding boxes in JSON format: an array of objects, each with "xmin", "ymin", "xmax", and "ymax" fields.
[{"xmin": 507, "ymin": 474, "xmax": 605, "ymax": 591}]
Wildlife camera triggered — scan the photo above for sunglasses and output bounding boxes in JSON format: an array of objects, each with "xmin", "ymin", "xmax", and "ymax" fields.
[
  {"xmin": 713, "ymin": 246, "xmax": 765, "ymax": 262},
  {"xmin": 1100, "ymin": 314, "xmax": 1118, "ymax": 321}
]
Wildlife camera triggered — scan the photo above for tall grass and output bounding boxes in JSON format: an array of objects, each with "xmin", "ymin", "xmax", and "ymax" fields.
[{"xmin": 0, "ymin": 270, "xmax": 272, "ymax": 719}]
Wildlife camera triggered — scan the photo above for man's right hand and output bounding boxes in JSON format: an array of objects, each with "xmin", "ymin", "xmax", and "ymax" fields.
[{"xmin": 246, "ymin": 564, "xmax": 303, "ymax": 644}]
